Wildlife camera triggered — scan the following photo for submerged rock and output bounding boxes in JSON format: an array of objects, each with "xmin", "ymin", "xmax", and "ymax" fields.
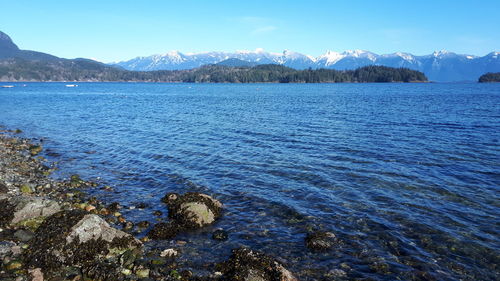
[
  {"xmin": 305, "ymin": 231, "xmax": 337, "ymax": 251},
  {"xmin": 25, "ymin": 209, "xmax": 142, "ymax": 270},
  {"xmin": 0, "ymin": 195, "xmax": 60, "ymax": 229},
  {"xmin": 212, "ymin": 229, "xmax": 229, "ymax": 241},
  {"xmin": 148, "ymin": 222, "xmax": 179, "ymax": 240},
  {"xmin": 29, "ymin": 145, "xmax": 43, "ymax": 156},
  {"xmin": 162, "ymin": 192, "xmax": 222, "ymax": 229},
  {"xmin": 217, "ymin": 247, "xmax": 297, "ymax": 281}
]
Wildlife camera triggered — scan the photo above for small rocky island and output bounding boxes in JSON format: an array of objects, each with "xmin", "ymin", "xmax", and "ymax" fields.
[
  {"xmin": 478, "ymin": 72, "xmax": 500, "ymax": 82},
  {"xmin": 0, "ymin": 128, "xmax": 309, "ymax": 280}
]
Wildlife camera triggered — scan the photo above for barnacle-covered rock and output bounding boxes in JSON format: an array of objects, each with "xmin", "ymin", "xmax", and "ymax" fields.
[
  {"xmin": 25, "ymin": 209, "xmax": 142, "ymax": 270},
  {"xmin": 162, "ymin": 192, "xmax": 222, "ymax": 229},
  {"xmin": 217, "ymin": 247, "xmax": 297, "ymax": 281}
]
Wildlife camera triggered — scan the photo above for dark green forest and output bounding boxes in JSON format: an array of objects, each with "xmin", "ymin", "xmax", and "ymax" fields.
[
  {"xmin": 0, "ymin": 58, "xmax": 427, "ymax": 83},
  {"xmin": 478, "ymin": 72, "xmax": 500, "ymax": 82}
]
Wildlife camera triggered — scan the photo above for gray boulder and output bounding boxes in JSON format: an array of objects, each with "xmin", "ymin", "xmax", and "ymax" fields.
[
  {"xmin": 0, "ymin": 195, "xmax": 60, "ymax": 229},
  {"xmin": 25, "ymin": 209, "xmax": 142, "ymax": 270}
]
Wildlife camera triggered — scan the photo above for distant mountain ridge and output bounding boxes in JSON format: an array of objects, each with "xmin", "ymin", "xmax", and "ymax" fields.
[
  {"xmin": 0, "ymin": 31, "xmax": 131, "ymax": 81},
  {"xmin": 114, "ymin": 49, "xmax": 500, "ymax": 82},
  {"xmin": 0, "ymin": 31, "xmax": 60, "ymax": 61}
]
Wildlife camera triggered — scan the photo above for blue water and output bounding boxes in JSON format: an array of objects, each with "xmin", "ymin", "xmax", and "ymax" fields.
[{"xmin": 0, "ymin": 82, "xmax": 499, "ymax": 280}]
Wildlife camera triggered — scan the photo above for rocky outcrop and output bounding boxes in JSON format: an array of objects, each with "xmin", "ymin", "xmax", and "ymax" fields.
[
  {"xmin": 217, "ymin": 247, "xmax": 298, "ymax": 281},
  {"xmin": 149, "ymin": 192, "xmax": 223, "ymax": 240},
  {"xmin": 0, "ymin": 195, "xmax": 60, "ymax": 229},
  {"xmin": 162, "ymin": 192, "xmax": 222, "ymax": 229},
  {"xmin": 25, "ymin": 209, "xmax": 142, "ymax": 270}
]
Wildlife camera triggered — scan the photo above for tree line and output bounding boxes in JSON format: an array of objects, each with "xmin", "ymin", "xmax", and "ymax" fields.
[
  {"xmin": 0, "ymin": 58, "xmax": 428, "ymax": 83},
  {"xmin": 478, "ymin": 72, "xmax": 500, "ymax": 83}
]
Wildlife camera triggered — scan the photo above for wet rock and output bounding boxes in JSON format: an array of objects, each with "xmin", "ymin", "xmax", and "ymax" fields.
[
  {"xmin": 135, "ymin": 266, "xmax": 150, "ymax": 278},
  {"xmin": 19, "ymin": 184, "xmax": 33, "ymax": 194},
  {"xmin": 14, "ymin": 229, "xmax": 34, "ymax": 242},
  {"xmin": 25, "ymin": 209, "xmax": 142, "ymax": 270},
  {"xmin": 69, "ymin": 174, "xmax": 84, "ymax": 188},
  {"xmin": 0, "ymin": 182, "xmax": 8, "ymax": 193},
  {"xmin": 305, "ymin": 231, "xmax": 337, "ymax": 251},
  {"xmin": 0, "ymin": 241, "xmax": 16, "ymax": 259},
  {"xmin": 212, "ymin": 229, "xmax": 229, "ymax": 241},
  {"xmin": 160, "ymin": 248, "xmax": 178, "ymax": 258},
  {"xmin": 107, "ymin": 202, "xmax": 122, "ymax": 212},
  {"xmin": 5, "ymin": 260, "xmax": 23, "ymax": 271},
  {"xmin": 136, "ymin": 202, "xmax": 148, "ymax": 209},
  {"xmin": 217, "ymin": 247, "xmax": 297, "ymax": 281},
  {"xmin": 0, "ymin": 196, "xmax": 60, "ymax": 229},
  {"xmin": 326, "ymin": 269, "xmax": 347, "ymax": 278},
  {"xmin": 28, "ymin": 268, "xmax": 44, "ymax": 281},
  {"xmin": 162, "ymin": 192, "xmax": 222, "ymax": 229},
  {"xmin": 137, "ymin": 221, "xmax": 150, "ymax": 229},
  {"xmin": 122, "ymin": 221, "xmax": 134, "ymax": 231},
  {"xmin": 148, "ymin": 222, "xmax": 179, "ymax": 240},
  {"xmin": 29, "ymin": 145, "xmax": 43, "ymax": 156},
  {"xmin": 81, "ymin": 261, "xmax": 122, "ymax": 280},
  {"xmin": 120, "ymin": 249, "xmax": 139, "ymax": 269}
]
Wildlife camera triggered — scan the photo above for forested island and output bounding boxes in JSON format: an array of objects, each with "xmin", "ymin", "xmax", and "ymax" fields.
[
  {"xmin": 0, "ymin": 58, "xmax": 427, "ymax": 83},
  {"xmin": 478, "ymin": 72, "xmax": 500, "ymax": 82}
]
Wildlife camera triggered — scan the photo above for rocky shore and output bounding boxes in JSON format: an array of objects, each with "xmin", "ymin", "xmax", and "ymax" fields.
[{"xmin": 0, "ymin": 128, "xmax": 299, "ymax": 281}]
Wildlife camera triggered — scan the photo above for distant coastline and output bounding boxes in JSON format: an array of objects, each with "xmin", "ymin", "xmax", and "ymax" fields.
[
  {"xmin": 478, "ymin": 72, "xmax": 500, "ymax": 82},
  {"xmin": 0, "ymin": 61, "xmax": 427, "ymax": 83}
]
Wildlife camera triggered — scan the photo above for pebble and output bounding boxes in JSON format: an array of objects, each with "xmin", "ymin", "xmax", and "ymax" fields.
[
  {"xmin": 176, "ymin": 240, "xmax": 187, "ymax": 246},
  {"xmin": 29, "ymin": 268, "xmax": 44, "ymax": 281},
  {"xmin": 5, "ymin": 260, "xmax": 23, "ymax": 270},
  {"xmin": 84, "ymin": 205, "xmax": 96, "ymax": 212},
  {"xmin": 135, "ymin": 268, "xmax": 150, "ymax": 278},
  {"xmin": 160, "ymin": 248, "xmax": 178, "ymax": 258}
]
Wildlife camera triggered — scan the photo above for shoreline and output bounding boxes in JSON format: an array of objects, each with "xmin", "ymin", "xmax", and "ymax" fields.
[
  {"xmin": 0, "ymin": 80, "xmax": 431, "ymax": 84},
  {"xmin": 0, "ymin": 127, "xmax": 299, "ymax": 280}
]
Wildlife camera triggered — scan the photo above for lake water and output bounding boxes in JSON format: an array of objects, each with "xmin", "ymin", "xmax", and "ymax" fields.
[{"xmin": 0, "ymin": 82, "xmax": 499, "ymax": 280}]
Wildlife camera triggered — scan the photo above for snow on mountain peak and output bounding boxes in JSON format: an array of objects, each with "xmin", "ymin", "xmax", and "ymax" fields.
[
  {"xmin": 317, "ymin": 50, "xmax": 344, "ymax": 65},
  {"xmin": 114, "ymin": 49, "xmax": 500, "ymax": 82},
  {"xmin": 432, "ymin": 50, "xmax": 454, "ymax": 57},
  {"xmin": 394, "ymin": 52, "xmax": 415, "ymax": 61},
  {"xmin": 342, "ymin": 50, "xmax": 376, "ymax": 61},
  {"xmin": 236, "ymin": 48, "xmax": 266, "ymax": 54}
]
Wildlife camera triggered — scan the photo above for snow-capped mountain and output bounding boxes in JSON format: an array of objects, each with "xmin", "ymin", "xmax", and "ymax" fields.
[{"xmin": 114, "ymin": 49, "xmax": 500, "ymax": 82}]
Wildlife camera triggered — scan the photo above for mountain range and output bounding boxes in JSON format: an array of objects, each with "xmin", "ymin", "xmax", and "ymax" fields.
[
  {"xmin": 114, "ymin": 49, "xmax": 500, "ymax": 82},
  {"xmin": 0, "ymin": 30, "xmax": 427, "ymax": 83},
  {"xmin": 0, "ymin": 30, "xmax": 498, "ymax": 82}
]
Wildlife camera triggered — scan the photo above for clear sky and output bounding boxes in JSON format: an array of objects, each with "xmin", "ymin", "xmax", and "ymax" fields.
[{"xmin": 1, "ymin": 0, "xmax": 498, "ymax": 62}]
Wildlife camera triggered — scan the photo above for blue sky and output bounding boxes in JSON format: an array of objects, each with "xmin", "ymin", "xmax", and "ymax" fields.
[{"xmin": 1, "ymin": 0, "xmax": 498, "ymax": 62}]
